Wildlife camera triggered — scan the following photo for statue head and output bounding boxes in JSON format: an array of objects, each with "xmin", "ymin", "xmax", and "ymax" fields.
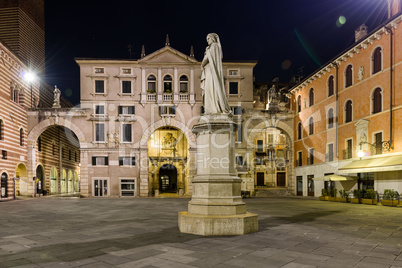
[{"xmin": 207, "ymin": 33, "xmax": 220, "ymax": 45}]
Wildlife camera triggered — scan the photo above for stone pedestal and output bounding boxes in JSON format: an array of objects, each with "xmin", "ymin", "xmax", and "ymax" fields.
[{"xmin": 178, "ymin": 115, "xmax": 258, "ymax": 236}]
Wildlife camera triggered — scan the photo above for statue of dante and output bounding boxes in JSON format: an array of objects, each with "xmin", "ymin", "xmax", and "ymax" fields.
[
  {"xmin": 201, "ymin": 33, "xmax": 231, "ymax": 114},
  {"xmin": 53, "ymin": 85, "xmax": 61, "ymax": 108}
]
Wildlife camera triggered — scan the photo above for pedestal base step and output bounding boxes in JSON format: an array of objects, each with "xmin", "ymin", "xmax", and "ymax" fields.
[{"xmin": 178, "ymin": 211, "xmax": 258, "ymax": 236}]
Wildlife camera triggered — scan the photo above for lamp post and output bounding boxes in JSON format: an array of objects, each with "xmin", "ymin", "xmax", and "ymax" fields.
[{"xmin": 23, "ymin": 71, "xmax": 37, "ymax": 108}]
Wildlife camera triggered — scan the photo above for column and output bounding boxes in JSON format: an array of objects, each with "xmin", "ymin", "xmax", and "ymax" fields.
[
  {"xmin": 173, "ymin": 67, "xmax": 179, "ymax": 104},
  {"xmin": 140, "ymin": 67, "xmax": 147, "ymax": 104},
  {"xmin": 190, "ymin": 68, "xmax": 195, "ymax": 105},
  {"xmin": 157, "ymin": 68, "xmax": 162, "ymax": 104}
]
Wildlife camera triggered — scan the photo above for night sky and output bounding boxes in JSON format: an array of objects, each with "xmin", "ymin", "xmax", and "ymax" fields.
[{"xmin": 44, "ymin": 0, "xmax": 389, "ymax": 105}]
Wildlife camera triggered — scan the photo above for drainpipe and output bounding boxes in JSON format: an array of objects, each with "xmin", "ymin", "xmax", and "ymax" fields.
[
  {"xmin": 333, "ymin": 62, "xmax": 339, "ymax": 159},
  {"xmin": 385, "ymin": 26, "xmax": 393, "ymax": 147}
]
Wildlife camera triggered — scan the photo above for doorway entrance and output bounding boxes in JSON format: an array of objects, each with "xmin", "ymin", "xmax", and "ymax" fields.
[
  {"xmin": 1, "ymin": 172, "xmax": 7, "ymax": 197},
  {"xmin": 36, "ymin": 165, "xmax": 44, "ymax": 195},
  {"xmin": 307, "ymin": 175, "xmax": 314, "ymax": 196},
  {"xmin": 256, "ymin": 172, "xmax": 265, "ymax": 186},
  {"xmin": 159, "ymin": 164, "xmax": 177, "ymax": 193},
  {"xmin": 296, "ymin": 176, "xmax": 303, "ymax": 196},
  {"xmin": 276, "ymin": 172, "xmax": 286, "ymax": 187},
  {"xmin": 94, "ymin": 179, "xmax": 108, "ymax": 197}
]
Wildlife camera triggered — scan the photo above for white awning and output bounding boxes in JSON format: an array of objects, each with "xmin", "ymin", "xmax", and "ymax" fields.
[
  {"xmin": 339, "ymin": 155, "xmax": 402, "ymax": 173},
  {"xmin": 313, "ymin": 175, "xmax": 357, "ymax": 181}
]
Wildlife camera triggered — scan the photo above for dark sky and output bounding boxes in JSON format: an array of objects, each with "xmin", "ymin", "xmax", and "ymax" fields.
[{"xmin": 44, "ymin": 0, "xmax": 389, "ymax": 105}]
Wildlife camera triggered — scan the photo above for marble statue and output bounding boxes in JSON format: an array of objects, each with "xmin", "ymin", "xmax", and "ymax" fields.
[
  {"xmin": 53, "ymin": 85, "xmax": 61, "ymax": 108},
  {"xmin": 201, "ymin": 33, "xmax": 231, "ymax": 114}
]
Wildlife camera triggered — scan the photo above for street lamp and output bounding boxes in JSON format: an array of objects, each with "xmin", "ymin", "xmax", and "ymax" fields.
[{"xmin": 23, "ymin": 71, "xmax": 37, "ymax": 108}]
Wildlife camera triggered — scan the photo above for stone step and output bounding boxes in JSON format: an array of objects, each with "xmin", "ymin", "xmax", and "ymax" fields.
[{"xmin": 254, "ymin": 188, "xmax": 290, "ymax": 197}]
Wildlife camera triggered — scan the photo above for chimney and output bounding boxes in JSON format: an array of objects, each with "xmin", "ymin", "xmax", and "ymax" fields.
[{"xmin": 355, "ymin": 24, "xmax": 368, "ymax": 42}]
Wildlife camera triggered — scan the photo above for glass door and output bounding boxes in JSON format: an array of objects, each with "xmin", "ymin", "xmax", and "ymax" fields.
[{"xmin": 94, "ymin": 179, "xmax": 108, "ymax": 197}]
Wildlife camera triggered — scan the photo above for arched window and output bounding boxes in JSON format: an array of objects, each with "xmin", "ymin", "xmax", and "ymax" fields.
[
  {"xmin": 372, "ymin": 47, "xmax": 382, "ymax": 74},
  {"xmin": 345, "ymin": 65, "xmax": 353, "ymax": 87},
  {"xmin": 0, "ymin": 120, "xmax": 3, "ymax": 140},
  {"xmin": 147, "ymin": 75, "xmax": 156, "ymax": 93},
  {"xmin": 328, "ymin": 76, "xmax": 334, "ymax": 97},
  {"xmin": 20, "ymin": 128, "xmax": 24, "ymax": 146},
  {"xmin": 309, "ymin": 88, "xmax": 314, "ymax": 107},
  {"xmin": 297, "ymin": 95, "xmax": 302, "ymax": 113},
  {"xmin": 179, "ymin": 75, "xmax": 188, "ymax": 93},
  {"xmin": 328, "ymin": 108, "xmax": 334, "ymax": 129},
  {"xmin": 163, "ymin": 75, "xmax": 172, "ymax": 93},
  {"xmin": 345, "ymin": 100, "xmax": 353, "ymax": 123},
  {"xmin": 297, "ymin": 122, "xmax": 302, "ymax": 140},
  {"xmin": 372, "ymin": 87, "xmax": 382, "ymax": 114},
  {"xmin": 309, "ymin": 117, "xmax": 314, "ymax": 135}
]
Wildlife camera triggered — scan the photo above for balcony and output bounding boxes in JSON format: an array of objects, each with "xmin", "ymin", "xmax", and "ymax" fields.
[
  {"xmin": 163, "ymin": 94, "xmax": 173, "ymax": 101},
  {"xmin": 179, "ymin": 93, "xmax": 189, "ymax": 101},
  {"xmin": 147, "ymin": 94, "xmax": 156, "ymax": 101}
]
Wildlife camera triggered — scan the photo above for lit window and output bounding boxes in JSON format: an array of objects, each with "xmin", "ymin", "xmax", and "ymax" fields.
[
  {"xmin": 147, "ymin": 75, "xmax": 156, "ymax": 92},
  {"xmin": 163, "ymin": 75, "xmax": 172, "ymax": 93},
  {"xmin": 94, "ymin": 68, "xmax": 104, "ymax": 74},
  {"xmin": 122, "ymin": 81, "xmax": 131, "ymax": 94},
  {"xmin": 95, "ymin": 80, "xmax": 105, "ymax": 93},
  {"xmin": 229, "ymin": 82, "xmax": 238, "ymax": 95}
]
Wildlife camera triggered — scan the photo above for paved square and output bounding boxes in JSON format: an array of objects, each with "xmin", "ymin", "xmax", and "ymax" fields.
[{"xmin": 0, "ymin": 197, "xmax": 402, "ymax": 267}]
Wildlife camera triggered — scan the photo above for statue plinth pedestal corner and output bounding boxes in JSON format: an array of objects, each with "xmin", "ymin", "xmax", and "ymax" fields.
[{"xmin": 178, "ymin": 114, "xmax": 258, "ymax": 236}]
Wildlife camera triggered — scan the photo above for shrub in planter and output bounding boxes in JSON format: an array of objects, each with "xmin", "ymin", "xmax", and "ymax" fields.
[
  {"xmin": 338, "ymin": 189, "xmax": 350, "ymax": 203},
  {"xmin": 329, "ymin": 188, "xmax": 338, "ymax": 201},
  {"xmin": 362, "ymin": 189, "xmax": 378, "ymax": 205},
  {"xmin": 350, "ymin": 189, "xmax": 362, "ymax": 204},
  {"xmin": 319, "ymin": 189, "xmax": 329, "ymax": 201},
  {"xmin": 381, "ymin": 189, "xmax": 399, "ymax": 206}
]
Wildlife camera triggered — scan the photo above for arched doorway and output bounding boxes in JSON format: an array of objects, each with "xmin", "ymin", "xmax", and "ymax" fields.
[
  {"xmin": 50, "ymin": 166, "xmax": 58, "ymax": 194},
  {"xmin": 159, "ymin": 164, "xmax": 177, "ymax": 193},
  {"xmin": 67, "ymin": 170, "xmax": 73, "ymax": 193},
  {"xmin": 1, "ymin": 172, "xmax": 8, "ymax": 198},
  {"xmin": 61, "ymin": 169, "xmax": 67, "ymax": 193},
  {"xmin": 73, "ymin": 171, "xmax": 79, "ymax": 193},
  {"xmin": 15, "ymin": 163, "xmax": 27, "ymax": 196},
  {"xmin": 36, "ymin": 165, "xmax": 45, "ymax": 195}
]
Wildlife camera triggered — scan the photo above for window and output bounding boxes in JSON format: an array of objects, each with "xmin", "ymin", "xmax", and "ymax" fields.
[
  {"xmin": 94, "ymin": 68, "xmax": 104, "ymax": 74},
  {"xmin": 328, "ymin": 76, "xmax": 334, "ymax": 97},
  {"xmin": 122, "ymin": 81, "xmax": 131, "ymax": 94},
  {"xmin": 118, "ymin": 106, "xmax": 135, "ymax": 115},
  {"xmin": 235, "ymin": 123, "xmax": 242, "ymax": 142},
  {"xmin": 95, "ymin": 105, "xmax": 105, "ymax": 115},
  {"xmin": 229, "ymin": 82, "xmax": 238, "ymax": 95},
  {"xmin": 119, "ymin": 157, "xmax": 136, "ymax": 166},
  {"xmin": 13, "ymin": 89, "xmax": 19, "ymax": 103},
  {"xmin": 160, "ymin": 106, "xmax": 175, "ymax": 115},
  {"xmin": 372, "ymin": 87, "xmax": 382, "ymax": 114},
  {"xmin": 308, "ymin": 88, "xmax": 314, "ymax": 107},
  {"xmin": 231, "ymin": 106, "xmax": 241, "ymax": 115},
  {"xmin": 0, "ymin": 120, "xmax": 4, "ymax": 140},
  {"xmin": 297, "ymin": 122, "xmax": 302, "ymax": 140},
  {"xmin": 95, "ymin": 123, "xmax": 105, "ymax": 142},
  {"xmin": 345, "ymin": 100, "xmax": 353, "ymax": 123},
  {"xmin": 92, "ymin": 156, "xmax": 109, "ymax": 166},
  {"xmin": 297, "ymin": 151, "xmax": 302, "ymax": 166},
  {"xmin": 163, "ymin": 75, "xmax": 172, "ymax": 93},
  {"xmin": 297, "ymin": 95, "xmax": 301, "ymax": 113},
  {"xmin": 328, "ymin": 108, "xmax": 334, "ymax": 129},
  {"xmin": 52, "ymin": 143, "xmax": 56, "ymax": 155},
  {"xmin": 256, "ymin": 140, "xmax": 264, "ymax": 152},
  {"xmin": 345, "ymin": 139, "xmax": 352, "ymax": 159},
  {"xmin": 229, "ymin": 70, "xmax": 238, "ymax": 76},
  {"xmin": 327, "ymin": 143, "xmax": 334, "ymax": 162},
  {"xmin": 120, "ymin": 179, "xmax": 135, "ymax": 196},
  {"xmin": 147, "ymin": 75, "xmax": 156, "ymax": 92},
  {"xmin": 69, "ymin": 149, "xmax": 71, "ymax": 160},
  {"xmin": 2, "ymin": 150, "xmax": 7, "ymax": 159},
  {"xmin": 93, "ymin": 179, "xmax": 108, "ymax": 197},
  {"xmin": 372, "ymin": 47, "xmax": 382, "ymax": 74},
  {"xmin": 122, "ymin": 124, "xmax": 132, "ymax": 142},
  {"xmin": 309, "ymin": 117, "xmax": 314, "ymax": 135},
  {"xmin": 309, "ymin": 148, "xmax": 314, "ymax": 165},
  {"xmin": 179, "ymin": 75, "xmax": 188, "ymax": 93},
  {"xmin": 374, "ymin": 132, "xmax": 382, "ymax": 155},
  {"xmin": 20, "ymin": 128, "xmax": 24, "ymax": 146},
  {"xmin": 121, "ymin": 68, "xmax": 131, "ymax": 74},
  {"xmin": 95, "ymin": 80, "xmax": 105, "ymax": 93},
  {"xmin": 38, "ymin": 137, "xmax": 42, "ymax": 152},
  {"xmin": 235, "ymin": 156, "xmax": 244, "ymax": 166},
  {"xmin": 345, "ymin": 65, "xmax": 353, "ymax": 87}
]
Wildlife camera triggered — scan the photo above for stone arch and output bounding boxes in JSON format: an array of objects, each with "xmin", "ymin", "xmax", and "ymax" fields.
[
  {"xmin": 15, "ymin": 163, "xmax": 27, "ymax": 196},
  {"xmin": 139, "ymin": 118, "xmax": 196, "ymax": 148}
]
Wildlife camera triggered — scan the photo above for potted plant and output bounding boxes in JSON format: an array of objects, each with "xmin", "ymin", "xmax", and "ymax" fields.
[
  {"xmin": 362, "ymin": 189, "xmax": 378, "ymax": 205},
  {"xmin": 338, "ymin": 189, "xmax": 349, "ymax": 203},
  {"xmin": 319, "ymin": 189, "xmax": 329, "ymax": 201},
  {"xmin": 381, "ymin": 189, "xmax": 399, "ymax": 207},
  {"xmin": 350, "ymin": 189, "xmax": 362, "ymax": 204},
  {"xmin": 328, "ymin": 188, "xmax": 338, "ymax": 202}
]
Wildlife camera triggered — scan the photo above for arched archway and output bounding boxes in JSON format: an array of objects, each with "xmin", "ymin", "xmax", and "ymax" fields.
[
  {"xmin": 67, "ymin": 170, "xmax": 73, "ymax": 193},
  {"xmin": 61, "ymin": 169, "xmax": 67, "ymax": 193},
  {"xmin": 36, "ymin": 165, "xmax": 45, "ymax": 195},
  {"xmin": 159, "ymin": 164, "xmax": 177, "ymax": 193},
  {"xmin": 73, "ymin": 171, "xmax": 79, "ymax": 193},
  {"xmin": 15, "ymin": 163, "xmax": 27, "ymax": 196},
  {"xmin": 1, "ymin": 172, "xmax": 8, "ymax": 198},
  {"xmin": 50, "ymin": 166, "xmax": 58, "ymax": 194}
]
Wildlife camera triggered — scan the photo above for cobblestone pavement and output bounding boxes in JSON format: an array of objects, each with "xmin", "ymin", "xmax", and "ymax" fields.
[{"xmin": 1, "ymin": 197, "xmax": 402, "ymax": 267}]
